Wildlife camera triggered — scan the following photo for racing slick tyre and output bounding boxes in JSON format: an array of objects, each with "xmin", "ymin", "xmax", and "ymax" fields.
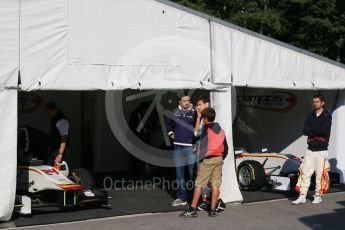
[
  {"xmin": 237, "ymin": 160, "xmax": 265, "ymax": 191},
  {"xmin": 69, "ymin": 168, "xmax": 95, "ymax": 190}
]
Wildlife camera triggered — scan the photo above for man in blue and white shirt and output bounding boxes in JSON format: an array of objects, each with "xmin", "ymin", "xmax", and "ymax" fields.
[{"xmin": 166, "ymin": 94, "xmax": 197, "ymax": 206}]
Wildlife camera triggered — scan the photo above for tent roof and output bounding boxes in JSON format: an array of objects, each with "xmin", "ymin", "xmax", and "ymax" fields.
[
  {"xmin": 157, "ymin": 0, "xmax": 345, "ymax": 70},
  {"xmin": 2, "ymin": 0, "xmax": 344, "ymax": 90}
]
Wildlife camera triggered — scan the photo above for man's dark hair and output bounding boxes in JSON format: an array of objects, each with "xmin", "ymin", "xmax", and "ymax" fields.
[
  {"xmin": 313, "ymin": 94, "xmax": 325, "ymax": 102},
  {"xmin": 196, "ymin": 95, "xmax": 209, "ymax": 104},
  {"xmin": 202, "ymin": 107, "xmax": 216, "ymax": 122},
  {"xmin": 45, "ymin": 102, "xmax": 58, "ymax": 110},
  {"xmin": 178, "ymin": 91, "xmax": 189, "ymax": 100}
]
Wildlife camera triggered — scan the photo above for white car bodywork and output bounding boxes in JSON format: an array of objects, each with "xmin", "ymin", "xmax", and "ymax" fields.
[
  {"xmin": 17, "ymin": 163, "xmax": 81, "ymax": 193},
  {"xmin": 235, "ymin": 149, "xmax": 302, "ymax": 191},
  {"xmin": 15, "ymin": 161, "xmax": 83, "ymax": 215}
]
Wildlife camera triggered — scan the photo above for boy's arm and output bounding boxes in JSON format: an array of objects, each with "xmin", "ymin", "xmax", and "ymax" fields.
[
  {"xmin": 198, "ymin": 127, "xmax": 208, "ymax": 160},
  {"xmin": 223, "ymin": 136, "xmax": 229, "ymax": 159}
]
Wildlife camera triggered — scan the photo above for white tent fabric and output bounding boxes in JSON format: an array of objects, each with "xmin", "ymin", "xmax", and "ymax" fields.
[
  {"xmin": 0, "ymin": 90, "xmax": 17, "ymax": 221},
  {"xmin": 329, "ymin": 91, "xmax": 345, "ymax": 182},
  {"xmin": 210, "ymin": 22, "xmax": 345, "ymax": 89},
  {"xmin": 20, "ymin": 0, "xmax": 214, "ymax": 90},
  {"xmin": 210, "ymin": 23, "xmax": 232, "ymax": 84},
  {"xmin": 0, "ymin": 0, "xmax": 18, "ymax": 222},
  {"xmin": 212, "ymin": 88, "xmax": 243, "ymax": 203},
  {"xmin": 0, "ymin": 0, "xmax": 19, "ymax": 90},
  {"xmin": 17, "ymin": 0, "xmax": 345, "ymax": 90}
]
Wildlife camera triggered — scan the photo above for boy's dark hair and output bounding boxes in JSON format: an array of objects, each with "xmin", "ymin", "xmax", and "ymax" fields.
[
  {"xmin": 202, "ymin": 108, "xmax": 216, "ymax": 122},
  {"xmin": 45, "ymin": 102, "xmax": 58, "ymax": 110},
  {"xmin": 313, "ymin": 94, "xmax": 325, "ymax": 102},
  {"xmin": 196, "ymin": 95, "xmax": 209, "ymax": 104}
]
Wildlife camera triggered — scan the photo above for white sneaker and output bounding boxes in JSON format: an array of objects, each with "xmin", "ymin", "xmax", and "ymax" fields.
[
  {"xmin": 312, "ymin": 195, "xmax": 322, "ymax": 204},
  {"xmin": 291, "ymin": 195, "xmax": 306, "ymax": 204},
  {"xmin": 170, "ymin": 199, "xmax": 187, "ymax": 207}
]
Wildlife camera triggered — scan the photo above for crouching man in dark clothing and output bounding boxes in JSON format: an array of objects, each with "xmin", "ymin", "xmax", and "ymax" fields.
[
  {"xmin": 44, "ymin": 103, "xmax": 70, "ymax": 166},
  {"xmin": 181, "ymin": 108, "xmax": 228, "ymax": 218},
  {"xmin": 292, "ymin": 94, "xmax": 332, "ymax": 205}
]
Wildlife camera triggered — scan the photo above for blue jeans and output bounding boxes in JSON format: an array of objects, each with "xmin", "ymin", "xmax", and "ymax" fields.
[{"xmin": 173, "ymin": 145, "xmax": 196, "ymax": 201}]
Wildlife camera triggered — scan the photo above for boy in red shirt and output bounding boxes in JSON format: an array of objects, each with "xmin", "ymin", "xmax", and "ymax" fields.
[{"xmin": 181, "ymin": 108, "xmax": 228, "ymax": 218}]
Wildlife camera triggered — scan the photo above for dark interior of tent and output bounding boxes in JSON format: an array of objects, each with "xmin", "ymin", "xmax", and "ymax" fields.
[
  {"xmin": 14, "ymin": 88, "xmax": 345, "ymax": 226},
  {"xmin": 17, "ymin": 89, "xmax": 211, "ymax": 178}
]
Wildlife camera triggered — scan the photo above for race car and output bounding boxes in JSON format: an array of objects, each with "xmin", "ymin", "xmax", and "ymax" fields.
[
  {"xmin": 15, "ymin": 126, "xmax": 111, "ymax": 215},
  {"xmin": 235, "ymin": 148, "xmax": 302, "ymax": 191},
  {"xmin": 15, "ymin": 160, "xmax": 111, "ymax": 215}
]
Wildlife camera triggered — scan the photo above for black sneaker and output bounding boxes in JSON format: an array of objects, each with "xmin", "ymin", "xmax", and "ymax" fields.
[
  {"xmin": 215, "ymin": 199, "xmax": 226, "ymax": 212},
  {"xmin": 197, "ymin": 201, "xmax": 209, "ymax": 211},
  {"xmin": 180, "ymin": 206, "xmax": 197, "ymax": 218},
  {"xmin": 208, "ymin": 209, "xmax": 218, "ymax": 217}
]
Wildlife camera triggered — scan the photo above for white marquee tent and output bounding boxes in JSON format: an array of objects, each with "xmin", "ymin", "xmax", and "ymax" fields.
[{"xmin": 1, "ymin": 0, "xmax": 345, "ymax": 221}]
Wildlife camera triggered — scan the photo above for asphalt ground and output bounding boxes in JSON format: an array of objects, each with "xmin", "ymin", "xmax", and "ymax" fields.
[
  {"xmin": 5, "ymin": 191, "xmax": 345, "ymax": 230},
  {"xmin": 4, "ymin": 184, "xmax": 345, "ymax": 228}
]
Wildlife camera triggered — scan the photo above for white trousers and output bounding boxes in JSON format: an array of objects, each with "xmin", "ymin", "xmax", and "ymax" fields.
[{"xmin": 298, "ymin": 150, "xmax": 330, "ymax": 196}]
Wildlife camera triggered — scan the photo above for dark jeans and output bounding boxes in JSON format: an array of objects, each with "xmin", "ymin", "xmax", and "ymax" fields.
[{"xmin": 173, "ymin": 145, "xmax": 196, "ymax": 201}]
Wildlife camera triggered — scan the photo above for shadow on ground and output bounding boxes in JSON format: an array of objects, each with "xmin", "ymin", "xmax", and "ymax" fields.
[
  {"xmin": 10, "ymin": 181, "xmax": 345, "ymax": 227},
  {"xmin": 299, "ymin": 200, "xmax": 345, "ymax": 230}
]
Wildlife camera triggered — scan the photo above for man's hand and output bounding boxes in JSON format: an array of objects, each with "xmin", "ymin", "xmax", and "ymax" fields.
[
  {"xmin": 193, "ymin": 145, "xmax": 198, "ymax": 153},
  {"xmin": 170, "ymin": 133, "xmax": 175, "ymax": 140},
  {"xmin": 54, "ymin": 153, "xmax": 63, "ymax": 164},
  {"xmin": 56, "ymin": 142, "xmax": 66, "ymax": 163}
]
